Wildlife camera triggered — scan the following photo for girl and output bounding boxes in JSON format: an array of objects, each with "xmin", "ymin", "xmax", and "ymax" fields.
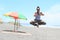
[{"xmin": 30, "ymin": 6, "xmax": 46, "ymax": 28}]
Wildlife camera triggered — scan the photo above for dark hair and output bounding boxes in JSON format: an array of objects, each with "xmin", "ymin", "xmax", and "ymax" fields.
[{"xmin": 36, "ymin": 6, "xmax": 40, "ymax": 10}]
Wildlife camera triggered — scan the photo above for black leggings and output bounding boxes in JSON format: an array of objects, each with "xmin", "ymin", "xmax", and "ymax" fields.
[{"xmin": 30, "ymin": 19, "xmax": 46, "ymax": 25}]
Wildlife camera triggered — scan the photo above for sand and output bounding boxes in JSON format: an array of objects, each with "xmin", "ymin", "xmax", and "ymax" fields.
[{"xmin": 0, "ymin": 23, "xmax": 60, "ymax": 40}]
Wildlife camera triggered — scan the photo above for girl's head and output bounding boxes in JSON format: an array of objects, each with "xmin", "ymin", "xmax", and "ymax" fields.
[
  {"xmin": 36, "ymin": 6, "xmax": 40, "ymax": 12},
  {"xmin": 36, "ymin": 6, "xmax": 40, "ymax": 15}
]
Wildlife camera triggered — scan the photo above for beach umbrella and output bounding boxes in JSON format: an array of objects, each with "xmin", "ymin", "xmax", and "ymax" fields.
[
  {"xmin": 0, "ymin": 18, "xmax": 3, "ymax": 24},
  {"xmin": 4, "ymin": 12, "xmax": 27, "ymax": 31}
]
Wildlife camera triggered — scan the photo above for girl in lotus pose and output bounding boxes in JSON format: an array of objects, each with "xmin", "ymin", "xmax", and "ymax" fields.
[{"xmin": 30, "ymin": 6, "xmax": 46, "ymax": 28}]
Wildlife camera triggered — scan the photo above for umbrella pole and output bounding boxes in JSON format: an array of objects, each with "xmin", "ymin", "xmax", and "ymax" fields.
[
  {"xmin": 14, "ymin": 19, "xmax": 16, "ymax": 32},
  {"xmin": 16, "ymin": 20, "xmax": 18, "ymax": 30}
]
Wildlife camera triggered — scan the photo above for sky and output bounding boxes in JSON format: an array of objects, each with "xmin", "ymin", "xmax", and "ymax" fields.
[{"xmin": 0, "ymin": 0, "xmax": 60, "ymax": 26}]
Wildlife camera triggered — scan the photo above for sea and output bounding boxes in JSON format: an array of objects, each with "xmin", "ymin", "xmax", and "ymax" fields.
[{"xmin": 20, "ymin": 23, "xmax": 60, "ymax": 28}]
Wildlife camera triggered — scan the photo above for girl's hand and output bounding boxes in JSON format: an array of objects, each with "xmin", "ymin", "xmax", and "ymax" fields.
[
  {"xmin": 34, "ymin": 13, "xmax": 38, "ymax": 16},
  {"xmin": 40, "ymin": 12, "xmax": 44, "ymax": 16}
]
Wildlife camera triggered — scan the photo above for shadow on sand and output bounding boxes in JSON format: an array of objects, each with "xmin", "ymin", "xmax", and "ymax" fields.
[{"xmin": 3, "ymin": 30, "xmax": 26, "ymax": 33}]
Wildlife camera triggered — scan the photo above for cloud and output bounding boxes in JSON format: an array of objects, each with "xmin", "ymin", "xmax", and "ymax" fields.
[
  {"xmin": 42, "ymin": 4, "xmax": 60, "ymax": 25},
  {"xmin": 46, "ymin": 4, "xmax": 60, "ymax": 14}
]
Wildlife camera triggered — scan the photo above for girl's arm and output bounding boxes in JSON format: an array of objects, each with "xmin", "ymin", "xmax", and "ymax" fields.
[
  {"xmin": 40, "ymin": 12, "xmax": 44, "ymax": 16},
  {"xmin": 34, "ymin": 12, "xmax": 37, "ymax": 17}
]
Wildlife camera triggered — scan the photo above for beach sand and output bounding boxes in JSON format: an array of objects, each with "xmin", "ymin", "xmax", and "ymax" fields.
[{"xmin": 0, "ymin": 23, "xmax": 60, "ymax": 40}]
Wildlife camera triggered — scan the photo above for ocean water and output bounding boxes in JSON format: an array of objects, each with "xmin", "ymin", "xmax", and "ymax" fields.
[
  {"xmin": 2, "ymin": 22, "xmax": 59, "ymax": 28},
  {"xmin": 20, "ymin": 23, "xmax": 60, "ymax": 28},
  {"xmin": 20, "ymin": 23, "xmax": 32, "ymax": 27}
]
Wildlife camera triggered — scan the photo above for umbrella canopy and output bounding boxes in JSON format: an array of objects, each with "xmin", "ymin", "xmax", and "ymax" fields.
[
  {"xmin": 18, "ymin": 13, "xmax": 27, "ymax": 20},
  {"xmin": 4, "ymin": 12, "xmax": 12, "ymax": 16},
  {"xmin": 4, "ymin": 12, "xmax": 27, "ymax": 20}
]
